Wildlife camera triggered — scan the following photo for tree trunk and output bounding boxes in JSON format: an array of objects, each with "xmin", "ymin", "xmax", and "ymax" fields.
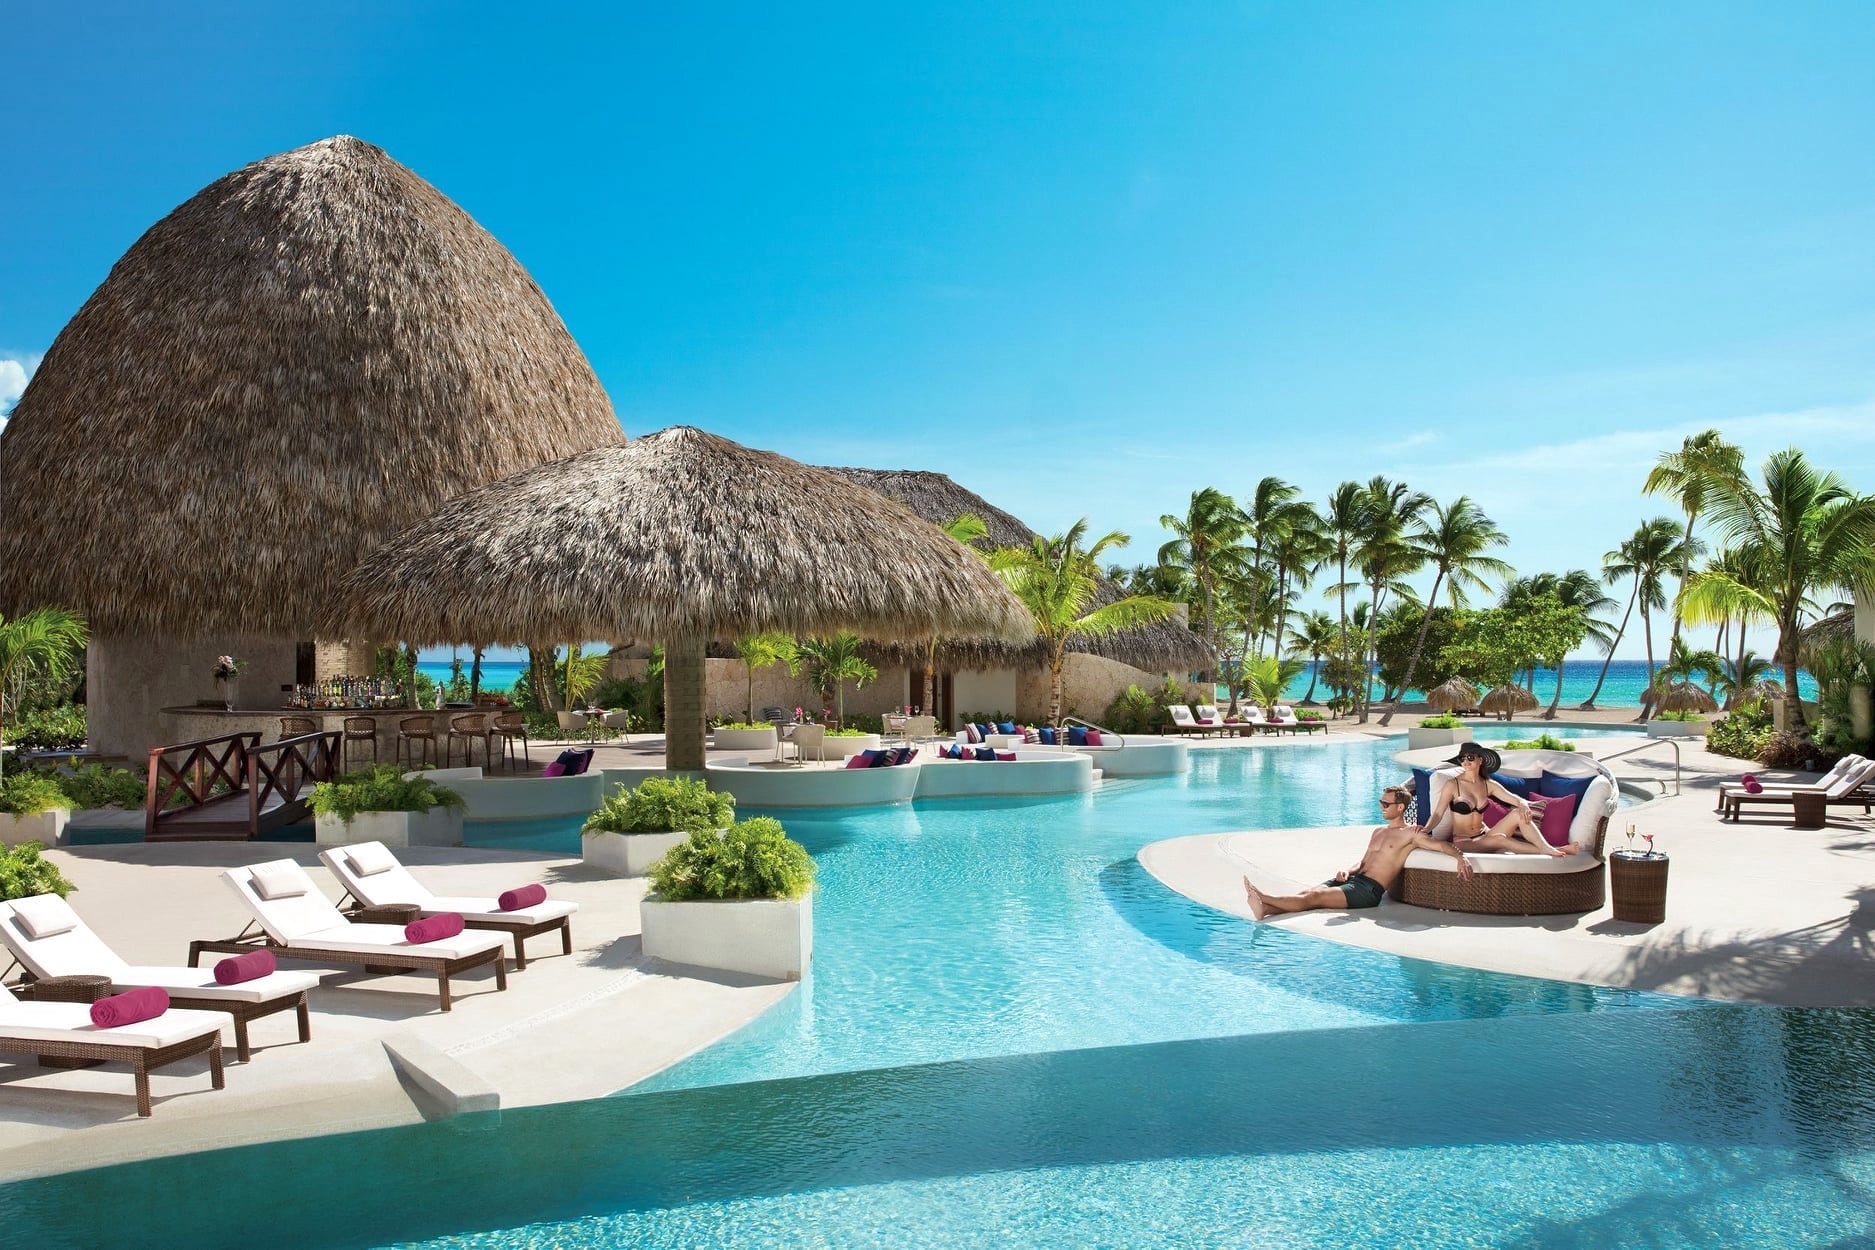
[
  {"xmin": 469, "ymin": 646, "xmax": 484, "ymax": 700},
  {"xmin": 1050, "ymin": 643, "xmax": 1067, "ymax": 726},
  {"xmin": 1379, "ymin": 568, "xmax": 1446, "ymax": 726},
  {"xmin": 663, "ymin": 635, "xmax": 708, "ymax": 771},
  {"xmin": 1544, "ymin": 656, "xmax": 1565, "ymax": 719},
  {"xmin": 1637, "ymin": 603, "xmax": 1657, "ymax": 722},
  {"xmin": 1671, "ymin": 510, "xmax": 1693, "ymax": 646},
  {"xmin": 747, "ymin": 666, "xmax": 757, "ymax": 723},
  {"xmin": 1581, "ymin": 582, "xmax": 1636, "ymax": 709},
  {"xmin": 528, "ymin": 645, "xmax": 563, "ymax": 713},
  {"xmin": 1302, "ymin": 659, "xmax": 1320, "ymax": 704},
  {"xmin": 1779, "ymin": 622, "xmax": 1806, "ymax": 730}
]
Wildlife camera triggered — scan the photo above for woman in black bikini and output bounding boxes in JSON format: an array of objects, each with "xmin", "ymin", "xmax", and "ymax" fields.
[{"xmin": 1426, "ymin": 743, "xmax": 1581, "ymax": 857}]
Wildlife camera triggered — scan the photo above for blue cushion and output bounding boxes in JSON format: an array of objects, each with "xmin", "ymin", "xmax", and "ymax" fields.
[
  {"xmin": 1039, "ymin": 727, "xmax": 1057, "ymax": 745},
  {"xmin": 1490, "ymin": 772, "xmax": 1531, "ymax": 800},
  {"xmin": 1410, "ymin": 767, "xmax": 1433, "ymax": 827},
  {"xmin": 974, "ymin": 746, "xmax": 997, "ymax": 761},
  {"xmin": 1539, "ymin": 770, "xmax": 1595, "ymax": 806},
  {"xmin": 998, "ymin": 721, "xmax": 1016, "ymax": 736},
  {"xmin": 945, "ymin": 744, "xmax": 962, "ymax": 759},
  {"xmin": 1068, "ymin": 726, "xmax": 1089, "ymax": 747}
]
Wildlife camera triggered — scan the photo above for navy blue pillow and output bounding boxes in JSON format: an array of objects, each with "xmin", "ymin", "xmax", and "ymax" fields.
[
  {"xmin": 1490, "ymin": 772, "xmax": 1531, "ymax": 800},
  {"xmin": 998, "ymin": 721, "xmax": 1016, "ymax": 735},
  {"xmin": 974, "ymin": 746, "xmax": 997, "ymax": 761},
  {"xmin": 944, "ymin": 744, "xmax": 962, "ymax": 759},
  {"xmin": 1039, "ymin": 727, "xmax": 1057, "ymax": 745},
  {"xmin": 1068, "ymin": 726, "xmax": 1089, "ymax": 746},
  {"xmin": 1410, "ymin": 767, "xmax": 1433, "ymax": 826},
  {"xmin": 1540, "ymin": 770, "xmax": 1595, "ymax": 806}
]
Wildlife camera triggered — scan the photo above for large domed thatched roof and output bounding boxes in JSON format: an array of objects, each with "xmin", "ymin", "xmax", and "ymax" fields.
[{"xmin": 0, "ymin": 135, "xmax": 624, "ymax": 635}]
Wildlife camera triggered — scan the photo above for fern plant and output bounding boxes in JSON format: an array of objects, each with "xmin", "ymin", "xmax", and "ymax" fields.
[
  {"xmin": 0, "ymin": 773, "xmax": 73, "ymax": 816},
  {"xmin": 0, "ymin": 842, "xmax": 74, "ymax": 900},
  {"xmin": 648, "ymin": 817, "xmax": 816, "ymax": 901},
  {"xmin": 584, "ymin": 775, "xmax": 734, "ymax": 836},
  {"xmin": 309, "ymin": 765, "xmax": 465, "ymax": 823}
]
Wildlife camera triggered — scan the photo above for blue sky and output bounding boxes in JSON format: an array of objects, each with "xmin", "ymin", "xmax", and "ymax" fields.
[{"xmin": 5, "ymin": 2, "xmax": 1875, "ymax": 659}]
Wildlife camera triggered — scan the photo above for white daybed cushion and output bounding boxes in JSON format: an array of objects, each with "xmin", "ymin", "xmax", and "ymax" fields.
[
  {"xmin": 1404, "ymin": 848, "xmax": 1599, "ymax": 874},
  {"xmin": 0, "ymin": 997, "xmax": 226, "ymax": 1049},
  {"xmin": 116, "ymin": 965, "xmax": 323, "ymax": 1003},
  {"xmin": 422, "ymin": 895, "xmax": 579, "ymax": 924},
  {"xmin": 1423, "ymin": 758, "xmax": 1614, "ymax": 848},
  {"xmin": 290, "ymin": 924, "xmax": 506, "ymax": 961},
  {"xmin": 224, "ymin": 862, "xmax": 349, "ymax": 943},
  {"xmin": 345, "ymin": 843, "xmax": 400, "ymax": 877},
  {"xmin": 249, "ymin": 860, "xmax": 311, "ymax": 900},
  {"xmin": 9, "ymin": 894, "xmax": 78, "ymax": 940}
]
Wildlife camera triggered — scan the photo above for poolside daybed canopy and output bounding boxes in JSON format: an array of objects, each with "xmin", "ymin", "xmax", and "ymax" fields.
[{"xmin": 326, "ymin": 427, "xmax": 1030, "ymax": 770}]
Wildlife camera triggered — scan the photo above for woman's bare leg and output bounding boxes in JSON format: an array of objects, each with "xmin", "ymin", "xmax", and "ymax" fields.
[{"xmin": 1490, "ymin": 810, "xmax": 1577, "ymax": 856}]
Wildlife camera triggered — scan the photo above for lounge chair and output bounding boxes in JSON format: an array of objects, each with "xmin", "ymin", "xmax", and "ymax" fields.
[
  {"xmin": 318, "ymin": 842, "xmax": 576, "ymax": 970},
  {"xmin": 1270, "ymin": 705, "xmax": 1322, "ymax": 735},
  {"xmin": 1234, "ymin": 706, "xmax": 1280, "ymax": 735},
  {"xmin": 1719, "ymin": 759, "xmax": 1875, "ymax": 825},
  {"xmin": 206, "ymin": 860, "xmax": 508, "ymax": 1011},
  {"xmin": 1717, "ymin": 755, "xmax": 1865, "ymax": 801},
  {"xmin": 0, "ymin": 982, "xmax": 224, "ymax": 1116},
  {"xmin": 0, "ymin": 895, "xmax": 319, "ymax": 1062},
  {"xmin": 1168, "ymin": 706, "xmax": 1229, "ymax": 737}
]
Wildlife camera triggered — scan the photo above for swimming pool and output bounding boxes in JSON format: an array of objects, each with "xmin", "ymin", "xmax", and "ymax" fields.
[{"xmin": 9, "ymin": 727, "xmax": 1872, "ymax": 1247}]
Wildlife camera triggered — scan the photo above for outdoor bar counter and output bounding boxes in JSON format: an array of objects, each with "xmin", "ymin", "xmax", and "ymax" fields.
[{"xmin": 157, "ymin": 705, "xmax": 486, "ymax": 768}]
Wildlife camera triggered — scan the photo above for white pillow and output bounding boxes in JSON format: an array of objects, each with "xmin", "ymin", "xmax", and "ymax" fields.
[
  {"xmin": 346, "ymin": 844, "xmax": 399, "ymax": 877},
  {"xmin": 249, "ymin": 861, "xmax": 311, "ymax": 900},
  {"xmin": 11, "ymin": 893, "xmax": 77, "ymax": 940}
]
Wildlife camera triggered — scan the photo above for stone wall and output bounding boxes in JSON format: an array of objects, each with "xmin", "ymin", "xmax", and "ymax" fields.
[
  {"xmin": 1015, "ymin": 653, "xmax": 1203, "ymax": 725},
  {"xmin": 314, "ymin": 639, "xmax": 379, "ymax": 683},
  {"xmin": 89, "ymin": 634, "xmax": 299, "ymax": 761},
  {"xmin": 608, "ymin": 658, "xmax": 918, "ymax": 723}
]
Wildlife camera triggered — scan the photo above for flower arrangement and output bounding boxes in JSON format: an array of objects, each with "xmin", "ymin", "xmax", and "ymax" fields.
[{"xmin": 212, "ymin": 655, "xmax": 246, "ymax": 681}]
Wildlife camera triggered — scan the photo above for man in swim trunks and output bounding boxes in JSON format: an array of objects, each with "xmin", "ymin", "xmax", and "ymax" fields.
[{"xmin": 1242, "ymin": 785, "xmax": 1474, "ymax": 920}]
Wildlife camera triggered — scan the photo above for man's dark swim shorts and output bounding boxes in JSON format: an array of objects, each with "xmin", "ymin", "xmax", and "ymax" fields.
[{"xmin": 1324, "ymin": 871, "xmax": 1385, "ymax": 909}]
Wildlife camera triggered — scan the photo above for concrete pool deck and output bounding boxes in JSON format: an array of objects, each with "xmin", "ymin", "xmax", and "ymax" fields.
[
  {"xmin": 0, "ymin": 843, "xmax": 792, "ymax": 1183},
  {"xmin": 1143, "ymin": 732, "xmax": 1875, "ymax": 1009}
]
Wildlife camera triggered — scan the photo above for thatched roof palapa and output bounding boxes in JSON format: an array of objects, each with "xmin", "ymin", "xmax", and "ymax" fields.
[
  {"xmin": 327, "ymin": 427, "xmax": 1030, "ymax": 769},
  {"xmin": 0, "ymin": 135, "xmax": 624, "ymax": 636},
  {"xmin": 1653, "ymin": 681, "xmax": 1719, "ymax": 715},
  {"xmin": 1479, "ymin": 683, "xmax": 1538, "ymax": 716},
  {"xmin": 1424, "ymin": 677, "xmax": 1482, "ymax": 712},
  {"xmin": 824, "ymin": 466, "xmax": 1211, "ymax": 673}
]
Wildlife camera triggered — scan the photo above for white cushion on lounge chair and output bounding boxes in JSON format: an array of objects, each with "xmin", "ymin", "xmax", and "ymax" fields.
[
  {"xmin": 422, "ymin": 895, "xmax": 579, "ymax": 924},
  {"xmin": 224, "ymin": 862, "xmax": 505, "ymax": 960},
  {"xmin": 10, "ymin": 893, "xmax": 78, "ymax": 940},
  {"xmin": 291, "ymin": 924, "xmax": 505, "ymax": 961},
  {"xmin": 1403, "ymin": 849, "xmax": 1598, "ymax": 874},
  {"xmin": 346, "ymin": 843, "xmax": 400, "ymax": 877},
  {"xmin": 249, "ymin": 860, "xmax": 312, "ymax": 900},
  {"xmin": 320, "ymin": 843, "xmax": 578, "ymax": 925},
  {"xmin": 114, "ymin": 965, "xmax": 322, "ymax": 1004},
  {"xmin": 0, "ymin": 985, "xmax": 224, "ymax": 1049}
]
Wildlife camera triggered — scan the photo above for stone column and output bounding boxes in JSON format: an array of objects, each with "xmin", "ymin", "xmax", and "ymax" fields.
[{"xmin": 664, "ymin": 635, "xmax": 708, "ymax": 772}]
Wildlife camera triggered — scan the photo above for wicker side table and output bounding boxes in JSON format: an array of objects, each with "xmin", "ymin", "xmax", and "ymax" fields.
[
  {"xmin": 1609, "ymin": 851, "xmax": 1669, "ymax": 924},
  {"xmin": 30, "ymin": 974, "xmax": 114, "ymax": 1068},
  {"xmin": 357, "ymin": 904, "xmax": 421, "ymax": 974}
]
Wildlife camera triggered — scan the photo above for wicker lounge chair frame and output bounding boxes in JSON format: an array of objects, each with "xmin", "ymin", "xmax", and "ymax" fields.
[
  {"xmin": 1168, "ymin": 706, "xmax": 1231, "ymax": 738},
  {"xmin": 0, "ymin": 1028, "xmax": 224, "ymax": 1117},
  {"xmin": 1718, "ymin": 788, "xmax": 1874, "ymax": 824},
  {"xmin": 1390, "ymin": 814, "xmax": 1611, "ymax": 916},
  {"xmin": 8, "ymin": 968, "xmax": 308, "ymax": 1065}
]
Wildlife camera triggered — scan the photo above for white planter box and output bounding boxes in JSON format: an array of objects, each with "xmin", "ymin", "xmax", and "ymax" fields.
[
  {"xmin": 582, "ymin": 828, "xmax": 703, "ymax": 876},
  {"xmin": 823, "ymin": 733, "xmax": 881, "ymax": 759},
  {"xmin": 1407, "ymin": 726, "xmax": 1473, "ymax": 751},
  {"xmin": 0, "ymin": 809, "xmax": 69, "ymax": 847},
  {"xmin": 712, "ymin": 727, "xmax": 778, "ymax": 753},
  {"xmin": 315, "ymin": 807, "xmax": 464, "ymax": 848},
  {"xmin": 1645, "ymin": 720, "xmax": 1704, "ymax": 738},
  {"xmin": 640, "ymin": 893, "xmax": 813, "ymax": 980}
]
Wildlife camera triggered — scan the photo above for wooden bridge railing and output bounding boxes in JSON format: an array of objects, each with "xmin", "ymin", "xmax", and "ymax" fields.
[
  {"xmin": 247, "ymin": 732, "xmax": 342, "ymax": 832},
  {"xmin": 145, "ymin": 731, "xmax": 342, "ymax": 840}
]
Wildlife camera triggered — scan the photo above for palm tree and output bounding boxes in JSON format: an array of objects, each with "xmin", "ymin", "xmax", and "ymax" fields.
[
  {"xmin": 1352, "ymin": 477, "xmax": 1430, "ymax": 720},
  {"xmin": 1288, "ymin": 610, "xmax": 1337, "ymax": 704},
  {"xmin": 1266, "ymin": 507, "xmax": 1325, "ymax": 659},
  {"xmin": 1157, "ymin": 487, "xmax": 1247, "ymax": 681},
  {"xmin": 797, "ymin": 632, "xmax": 878, "ymax": 726},
  {"xmin": 734, "ymin": 632, "xmax": 800, "ymax": 722},
  {"xmin": 1713, "ymin": 648, "xmax": 1778, "ymax": 709},
  {"xmin": 1321, "ymin": 481, "xmax": 1369, "ymax": 675},
  {"xmin": 1377, "ymin": 497, "xmax": 1510, "ymax": 726},
  {"xmin": 468, "ymin": 645, "xmax": 485, "ymax": 700},
  {"xmin": 1537, "ymin": 570, "xmax": 1620, "ymax": 719},
  {"xmin": 922, "ymin": 513, "xmax": 991, "ymax": 713},
  {"xmin": 1683, "ymin": 448, "xmax": 1875, "ymax": 729},
  {"xmin": 991, "ymin": 520, "xmax": 1180, "ymax": 726},
  {"xmin": 0, "ymin": 608, "xmax": 89, "ymax": 779},
  {"xmin": 1643, "ymin": 429, "xmax": 1745, "ymax": 646},
  {"xmin": 1577, "ymin": 518, "xmax": 1683, "ymax": 712},
  {"xmin": 1242, "ymin": 477, "xmax": 1315, "ymax": 655},
  {"xmin": 558, "ymin": 643, "xmax": 608, "ymax": 708}
]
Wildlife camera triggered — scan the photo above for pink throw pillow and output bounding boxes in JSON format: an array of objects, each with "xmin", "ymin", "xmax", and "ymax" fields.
[
  {"xmin": 1085, "ymin": 730, "xmax": 1103, "ymax": 746},
  {"xmin": 405, "ymin": 912, "xmax": 465, "ymax": 944},
  {"xmin": 1741, "ymin": 774, "xmax": 1764, "ymax": 794},
  {"xmin": 844, "ymin": 754, "xmax": 871, "ymax": 769},
  {"xmin": 213, "ymin": 949, "xmax": 277, "ymax": 985},
  {"xmin": 995, "ymin": 751, "xmax": 1017, "ymax": 761},
  {"xmin": 1536, "ymin": 792, "xmax": 1578, "ymax": 845},
  {"xmin": 542, "ymin": 761, "xmax": 568, "ymax": 778},
  {"xmin": 1481, "ymin": 799, "xmax": 1512, "ymax": 828},
  {"xmin": 90, "ymin": 986, "xmax": 169, "ymax": 1028},
  {"xmin": 498, "ymin": 883, "xmax": 547, "ymax": 911}
]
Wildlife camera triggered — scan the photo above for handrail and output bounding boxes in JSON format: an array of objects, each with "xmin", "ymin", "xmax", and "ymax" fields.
[
  {"xmin": 247, "ymin": 732, "xmax": 343, "ymax": 830},
  {"xmin": 1060, "ymin": 715, "xmax": 1125, "ymax": 749},
  {"xmin": 1596, "ymin": 737, "xmax": 1682, "ymax": 796},
  {"xmin": 147, "ymin": 733, "xmax": 258, "ymax": 833}
]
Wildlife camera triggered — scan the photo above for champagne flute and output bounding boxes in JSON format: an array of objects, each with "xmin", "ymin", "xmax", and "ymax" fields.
[{"xmin": 1625, "ymin": 822, "xmax": 1636, "ymax": 854}]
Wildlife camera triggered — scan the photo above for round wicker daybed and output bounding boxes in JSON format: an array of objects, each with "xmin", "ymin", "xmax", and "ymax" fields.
[{"xmin": 1390, "ymin": 749, "xmax": 1617, "ymax": 916}]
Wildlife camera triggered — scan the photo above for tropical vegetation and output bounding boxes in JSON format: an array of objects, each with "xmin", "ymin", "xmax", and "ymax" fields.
[
  {"xmin": 0, "ymin": 607, "xmax": 89, "ymax": 779},
  {"xmin": 308, "ymin": 765, "xmax": 466, "ymax": 823},
  {"xmin": 0, "ymin": 842, "xmax": 74, "ymax": 901},
  {"xmin": 647, "ymin": 816, "xmax": 817, "ymax": 901},
  {"xmin": 584, "ymin": 775, "xmax": 734, "ymax": 836}
]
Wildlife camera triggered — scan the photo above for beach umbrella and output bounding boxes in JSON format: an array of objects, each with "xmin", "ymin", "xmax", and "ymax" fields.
[
  {"xmin": 0, "ymin": 134, "xmax": 624, "ymax": 637},
  {"xmin": 326, "ymin": 426, "xmax": 1031, "ymax": 770},
  {"xmin": 1424, "ymin": 677, "xmax": 1482, "ymax": 712},
  {"xmin": 1654, "ymin": 681, "xmax": 1719, "ymax": 715},
  {"xmin": 1479, "ymin": 683, "xmax": 1538, "ymax": 719}
]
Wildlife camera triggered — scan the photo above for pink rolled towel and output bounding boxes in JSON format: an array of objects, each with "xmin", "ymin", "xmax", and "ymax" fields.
[
  {"xmin": 497, "ymin": 883, "xmax": 547, "ymax": 912},
  {"xmin": 213, "ymin": 948, "xmax": 277, "ymax": 985},
  {"xmin": 1741, "ymin": 774, "xmax": 1763, "ymax": 794},
  {"xmin": 405, "ymin": 912, "xmax": 465, "ymax": 944},
  {"xmin": 90, "ymin": 986, "xmax": 169, "ymax": 1028}
]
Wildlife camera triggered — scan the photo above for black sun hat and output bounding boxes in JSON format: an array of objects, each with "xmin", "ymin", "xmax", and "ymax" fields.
[{"xmin": 1445, "ymin": 742, "xmax": 1502, "ymax": 774}]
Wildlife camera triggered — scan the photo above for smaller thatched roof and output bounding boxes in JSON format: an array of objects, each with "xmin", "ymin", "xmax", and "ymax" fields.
[
  {"xmin": 326, "ymin": 426, "xmax": 1030, "ymax": 646},
  {"xmin": 1425, "ymin": 677, "xmax": 1481, "ymax": 711},
  {"xmin": 1479, "ymin": 683, "xmax": 1538, "ymax": 714},
  {"xmin": 824, "ymin": 468, "xmax": 1035, "ymax": 549},
  {"xmin": 1653, "ymin": 681, "xmax": 1719, "ymax": 714}
]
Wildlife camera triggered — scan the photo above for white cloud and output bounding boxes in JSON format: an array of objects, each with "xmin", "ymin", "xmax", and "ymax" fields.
[
  {"xmin": 0, "ymin": 353, "xmax": 42, "ymax": 429},
  {"xmin": 1381, "ymin": 430, "xmax": 1439, "ymax": 453}
]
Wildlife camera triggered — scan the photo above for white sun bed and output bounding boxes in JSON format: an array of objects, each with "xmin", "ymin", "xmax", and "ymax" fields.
[
  {"xmin": 213, "ymin": 860, "xmax": 508, "ymax": 1011},
  {"xmin": 0, "ymin": 894, "xmax": 320, "ymax": 1062},
  {"xmin": 1168, "ymin": 705, "xmax": 1230, "ymax": 737},
  {"xmin": 0, "ymin": 982, "xmax": 225, "ymax": 1116},
  {"xmin": 318, "ymin": 842, "xmax": 577, "ymax": 970}
]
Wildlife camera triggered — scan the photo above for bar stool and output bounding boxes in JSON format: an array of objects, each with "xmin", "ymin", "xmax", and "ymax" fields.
[
  {"xmin": 342, "ymin": 717, "xmax": 379, "ymax": 772},
  {"xmin": 398, "ymin": 715, "xmax": 439, "ymax": 769},
  {"xmin": 487, "ymin": 711, "xmax": 529, "ymax": 772},
  {"xmin": 447, "ymin": 712, "xmax": 489, "ymax": 768},
  {"xmin": 279, "ymin": 716, "xmax": 318, "ymax": 741}
]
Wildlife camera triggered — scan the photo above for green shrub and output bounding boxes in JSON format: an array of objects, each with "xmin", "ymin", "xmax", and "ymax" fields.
[
  {"xmin": 1504, "ymin": 733, "xmax": 1576, "ymax": 752},
  {"xmin": 584, "ymin": 775, "xmax": 734, "ymax": 836},
  {"xmin": 10, "ymin": 705, "xmax": 87, "ymax": 751},
  {"xmin": 0, "ymin": 842, "xmax": 74, "ymax": 900},
  {"xmin": 648, "ymin": 816, "xmax": 816, "ymax": 901},
  {"xmin": 1103, "ymin": 684, "xmax": 1158, "ymax": 735},
  {"xmin": 309, "ymin": 764, "xmax": 465, "ymax": 823},
  {"xmin": 841, "ymin": 713, "xmax": 885, "ymax": 735},
  {"xmin": 714, "ymin": 722, "xmax": 773, "ymax": 732},
  {"xmin": 826, "ymin": 728, "xmax": 871, "ymax": 738},
  {"xmin": 1754, "ymin": 730, "xmax": 1836, "ymax": 771},
  {"xmin": 53, "ymin": 764, "xmax": 146, "ymax": 810},
  {"xmin": 1417, "ymin": 714, "xmax": 1463, "ymax": 729},
  {"xmin": 0, "ymin": 773, "xmax": 74, "ymax": 816},
  {"xmin": 1706, "ymin": 708, "xmax": 1775, "ymax": 760},
  {"xmin": 1295, "ymin": 709, "xmax": 1325, "ymax": 722},
  {"xmin": 1654, "ymin": 709, "xmax": 1705, "ymax": 722}
]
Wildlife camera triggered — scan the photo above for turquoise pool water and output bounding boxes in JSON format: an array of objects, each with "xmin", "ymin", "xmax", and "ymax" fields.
[{"xmin": 8, "ymin": 726, "xmax": 1873, "ymax": 1247}]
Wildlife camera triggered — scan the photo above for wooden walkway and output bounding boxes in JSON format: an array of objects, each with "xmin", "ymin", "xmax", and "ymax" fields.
[{"xmin": 144, "ymin": 731, "xmax": 341, "ymax": 841}]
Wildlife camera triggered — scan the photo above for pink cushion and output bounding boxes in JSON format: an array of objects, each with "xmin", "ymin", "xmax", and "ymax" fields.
[
  {"xmin": 1482, "ymin": 799, "xmax": 1512, "ymax": 828},
  {"xmin": 1741, "ymin": 774, "xmax": 1763, "ymax": 794},
  {"xmin": 541, "ymin": 761, "xmax": 568, "ymax": 777},
  {"xmin": 1085, "ymin": 730, "xmax": 1103, "ymax": 746},
  {"xmin": 90, "ymin": 986, "xmax": 169, "ymax": 1028},
  {"xmin": 964, "ymin": 724, "xmax": 983, "ymax": 744},
  {"xmin": 405, "ymin": 912, "xmax": 465, "ymax": 944},
  {"xmin": 1197, "ymin": 718, "xmax": 1215, "ymax": 725},
  {"xmin": 497, "ymin": 883, "xmax": 547, "ymax": 911},
  {"xmin": 844, "ymin": 754, "xmax": 870, "ymax": 769},
  {"xmin": 1536, "ymin": 792, "xmax": 1579, "ymax": 845},
  {"xmin": 995, "ymin": 751, "xmax": 1017, "ymax": 761},
  {"xmin": 213, "ymin": 948, "xmax": 277, "ymax": 985}
]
